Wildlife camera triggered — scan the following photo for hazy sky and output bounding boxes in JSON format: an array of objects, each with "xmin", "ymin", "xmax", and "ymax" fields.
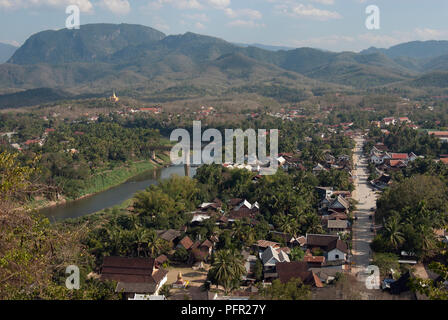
[{"xmin": 1, "ymin": 0, "xmax": 448, "ymax": 52}]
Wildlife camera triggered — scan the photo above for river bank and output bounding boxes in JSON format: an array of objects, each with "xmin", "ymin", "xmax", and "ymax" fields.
[{"xmin": 26, "ymin": 153, "xmax": 171, "ymax": 213}]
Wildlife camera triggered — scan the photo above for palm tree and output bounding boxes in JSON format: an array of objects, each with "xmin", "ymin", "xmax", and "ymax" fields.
[
  {"xmin": 384, "ymin": 216, "xmax": 405, "ymax": 250},
  {"xmin": 146, "ymin": 230, "xmax": 163, "ymax": 258},
  {"xmin": 209, "ymin": 249, "xmax": 246, "ymax": 295},
  {"xmin": 135, "ymin": 228, "xmax": 150, "ymax": 257},
  {"xmin": 417, "ymin": 224, "xmax": 437, "ymax": 256},
  {"xmin": 231, "ymin": 220, "xmax": 245, "ymax": 240}
]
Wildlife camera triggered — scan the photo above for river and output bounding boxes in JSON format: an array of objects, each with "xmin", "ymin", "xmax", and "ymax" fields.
[{"xmin": 40, "ymin": 165, "xmax": 197, "ymax": 222}]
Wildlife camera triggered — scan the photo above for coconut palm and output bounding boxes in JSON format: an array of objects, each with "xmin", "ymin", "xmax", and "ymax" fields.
[
  {"xmin": 146, "ymin": 230, "xmax": 163, "ymax": 258},
  {"xmin": 209, "ymin": 249, "xmax": 246, "ymax": 294},
  {"xmin": 384, "ymin": 216, "xmax": 405, "ymax": 250}
]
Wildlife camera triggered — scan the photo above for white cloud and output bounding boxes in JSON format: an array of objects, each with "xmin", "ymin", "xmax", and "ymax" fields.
[
  {"xmin": 100, "ymin": 0, "xmax": 130, "ymax": 14},
  {"xmin": 280, "ymin": 3, "xmax": 341, "ymax": 20},
  {"xmin": 147, "ymin": 0, "xmax": 203, "ymax": 10},
  {"xmin": 0, "ymin": 39, "xmax": 20, "ymax": 47},
  {"xmin": 286, "ymin": 28, "xmax": 448, "ymax": 52},
  {"xmin": 227, "ymin": 20, "xmax": 265, "ymax": 28},
  {"xmin": 183, "ymin": 13, "xmax": 210, "ymax": 22},
  {"xmin": 224, "ymin": 8, "xmax": 262, "ymax": 20},
  {"xmin": 310, "ymin": 0, "xmax": 334, "ymax": 4},
  {"xmin": 205, "ymin": 0, "xmax": 230, "ymax": 9},
  {"xmin": 194, "ymin": 22, "xmax": 205, "ymax": 29},
  {"xmin": 0, "ymin": 0, "xmax": 93, "ymax": 12}
]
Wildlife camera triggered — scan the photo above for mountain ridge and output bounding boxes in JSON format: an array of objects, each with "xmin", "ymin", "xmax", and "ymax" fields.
[{"xmin": 3, "ymin": 23, "xmax": 448, "ymax": 98}]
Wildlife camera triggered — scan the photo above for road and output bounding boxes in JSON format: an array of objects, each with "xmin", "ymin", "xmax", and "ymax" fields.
[{"xmin": 351, "ymin": 136, "xmax": 378, "ymax": 272}]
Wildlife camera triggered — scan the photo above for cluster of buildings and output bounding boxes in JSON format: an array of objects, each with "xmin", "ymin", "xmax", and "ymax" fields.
[
  {"xmin": 369, "ymin": 143, "xmax": 420, "ymax": 170},
  {"xmin": 97, "ymin": 188, "xmax": 352, "ymax": 300},
  {"xmin": 371, "ymin": 117, "xmax": 418, "ymax": 130},
  {"xmin": 312, "ymin": 153, "xmax": 352, "ymax": 175},
  {"xmin": 316, "ymin": 187, "xmax": 351, "ymax": 234},
  {"xmin": 244, "ymin": 233, "xmax": 348, "ymax": 288}
]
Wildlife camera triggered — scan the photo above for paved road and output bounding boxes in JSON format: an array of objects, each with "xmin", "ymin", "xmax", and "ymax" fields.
[{"xmin": 351, "ymin": 136, "xmax": 378, "ymax": 271}]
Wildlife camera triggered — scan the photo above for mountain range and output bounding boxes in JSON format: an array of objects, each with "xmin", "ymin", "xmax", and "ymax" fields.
[
  {"xmin": 0, "ymin": 43, "xmax": 18, "ymax": 64},
  {"xmin": 2, "ymin": 23, "xmax": 448, "ymax": 108}
]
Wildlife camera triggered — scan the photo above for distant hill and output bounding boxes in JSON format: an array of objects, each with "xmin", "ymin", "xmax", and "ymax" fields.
[
  {"xmin": 0, "ymin": 43, "xmax": 18, "ymax": 63},
  {"xmin": 3, "ymin": 24, "xmax": 448, "ymax": 101},
  {"xmin": 9, "ymin": 23, "xmax": 165, "ymax": 64},
  {"xmin": 361, "ymin": 40, "xmax": 448, "ymax": 59},
  {"xmin": 407, "ymin": 71, "xmax": 448, "ymax": 88},
  {"xmin": 0, "ymin": 88, "xmax": 71, "ymax": 109},
  {"xmin": 235, "ymin": 43, "xmax": 295, "ymax": 51}
]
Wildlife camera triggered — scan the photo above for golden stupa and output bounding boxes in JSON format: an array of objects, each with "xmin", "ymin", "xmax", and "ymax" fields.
[{"xmin": 110, "ymin": 91, "xmax": 119, "ymax": 103}]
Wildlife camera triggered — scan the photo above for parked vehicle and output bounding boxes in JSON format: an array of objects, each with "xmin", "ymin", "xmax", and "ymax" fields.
[{"xmin": 381, "ymin": 278, "xmax": 396, "ymax": 291}]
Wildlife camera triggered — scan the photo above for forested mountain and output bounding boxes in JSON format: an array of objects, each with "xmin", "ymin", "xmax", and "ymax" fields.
[
  {"xmin": 0, "ymin": 43, "xmax": 17, "ymax": 63},
  {"xmin": 3, "ymin": 23, "xmax": 448, "ymax": 101}
]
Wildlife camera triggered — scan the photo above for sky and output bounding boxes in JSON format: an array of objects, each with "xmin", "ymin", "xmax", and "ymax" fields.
[{"xmin": 1, "ymin": 0, "xmax": 448, "ymax": 52}]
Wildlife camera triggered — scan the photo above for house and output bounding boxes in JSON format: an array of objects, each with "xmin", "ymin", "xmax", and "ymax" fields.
[
  {"xmin": 254, "ymin": 240, "xmax": 281, "ymax": 251},
  {"xmin": 100, "ymin": 256, "xmax": 168, "ymax": 298},
  {"xmin": 327, "ymin": 220, "xmax": 349, "ymax": 233},
  {"xmin": 322, "ymin": 195, "xmax": 350, "ymax": 214},
  {"xmin": 382, "ymin": 117, "xmax": 396, "ymax": 126},
  {"xmin": 199, "ymin": 239, "xmax": 213, "ymax": 256},
  {"xmin": 155, "ymin": 255, "xmax": 168, "ymax": 268},
  {"xmin": 304, "ymin": 255, "xmax": 326, "ymax": 267},
  {"xmin": 371, "ymin": 151, "xmax": 388, "ymax": 164},
  {"xmin": 276, "ymin": 262, "xmax": 324, "ymax": 288},
  {"xmin": 191, "ymin": 212, "xmax": 212, "ymax": 223},
  {"xmin": 228, "ymin": 200, "xmax": 259, "ymax": 222},
  {"xmin": 268, "ymin": 232, "xmax": 306, "ymax": 248},
  {"xmin": 312, "ymin": 163, "xmax": 327, "ymax": 175},
  {"xmin": 309, "ymin": 267, "xmax": 343, "ymax": 284},
  {"xmin": 306, "ymin": 234, "xmax": 348, "ymax": 262},
  {"xmin": 140, "ymin": 107, "xmax": 162, "ymax": 114},
  {"xmin": 177, "ymin": 236, "xmax": 194, "ymax": 250},
  {"xmin": 371, "ymin": 174, "xmax": 392, "ymax": 189},
  {"xmin": 429, "ymin": 131, "xmax": 448, "ymax": 142},
  {"xmin": 128, "ymin": 294, "xmax": 166, "ymax": 300},
  {"xmin": 156, "ymin": 229, "xmax": 181, "ymax": 247},
  {"xmin": 315, "ymin": 187, "xmax": 333, "ymax": 200},
  {"xmin": 242, "ymin": 251, "xmax": 258, "ymax": 282},
  {"xmin": 260, "ymin": 246, "xmax": 290, "ymax": 275},
  {"xmin": 198, "ymin": 199, "xmax": 223, "ymax": 212}
]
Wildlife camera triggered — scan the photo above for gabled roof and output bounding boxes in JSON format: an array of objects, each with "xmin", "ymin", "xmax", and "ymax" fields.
[
  {"xmin": 327, "ymin": 220, "xmax": 349, "ymax": 229},
  {"xmin": 178, "ymin": 236, "xmax": 194, "ymax": 250},
  {"xmin": 115, "ymin": 282, "xmax": 157, "ymax": 294},
  {"xmin": 228, "ymin": 207, "xmax": 257, "ymax": 220},
  {"xmin": 201, "ymin": 239, "xmax": 213, "ymax": 249},
  {"xmin": 101, "ymin": 256, "xmax": 167, "ymax": 284},
  {"xmin": 306, "ymin": 234, "xmax": 339, "ymax": 248},
  {"xmin": 276, "ymin": 262, "xmax": 324, "ymax": 288},
  {"xmin": 327, "ymin": 239, "xmax": 348, "ymax": 254},
  {"xmin": 256, "ymin": 240, "xmax": 280, "ymax": 249},
  {"xmin": 389, "ymin": 153, "xmax": 409, "ymax": 160},
  {"xmin": 261, "ymin": 246, "xmax": 290, "ymax": 266},
  {"xmin": 157, "ymin": 229, "xmax": 181, "ymax": 242},
  {"xmin": 389, "ymin": 160, "xmax": 407, "ymax": 167},
  {"xmin": 304, "ymin": 256, "xmax": 325, "ymax": 264},
  {"xmin": 329, "ymin": 196, "xmax": 350, "ymax": 210}
]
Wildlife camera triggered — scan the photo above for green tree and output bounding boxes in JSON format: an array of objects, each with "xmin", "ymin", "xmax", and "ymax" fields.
[{"xmin": 208, "ymin": 249, "xmax": 246, "ymax": 294}]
